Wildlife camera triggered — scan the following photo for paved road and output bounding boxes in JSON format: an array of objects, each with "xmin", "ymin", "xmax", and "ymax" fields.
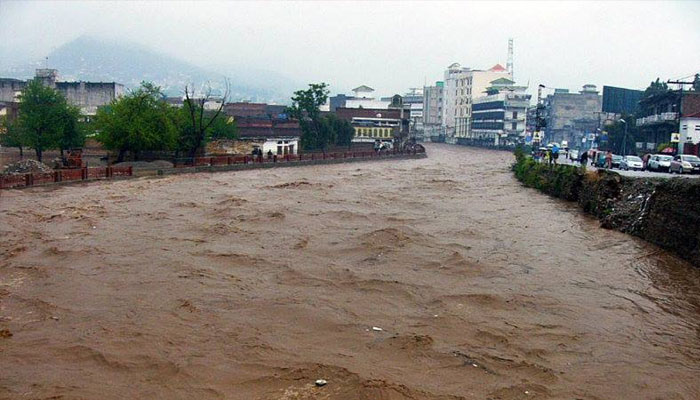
[{"xmin": 558, "ymin": 157, "xmax": 700, "ymax": 179}]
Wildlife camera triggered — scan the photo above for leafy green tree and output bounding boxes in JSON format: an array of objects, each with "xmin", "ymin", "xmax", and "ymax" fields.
[
  {"xmin": 323, "ymin": 113, "xmax": 354, "ymax": 148},
  {"xmin": 656, "ymin": 142, "xmax": 672, "ymax": 153},
  {"xmin": 17, "ymin": 79, "xmax": 79, "ymax": 162},
  {"xmin": 287, "ymin": 83, "xmax": 330, "ymax": 151},
  {"xmin": 0, "ymin": 117, "xmax": 26, "ymax": 157},
  {"xmin": 56, "ymin": 103, "xmax": 85, "ymax": 157},
  {"xmin": 603, "ymin": 114, "xmax": 638, "ymax": 154},
  {"xmin": 209, "ymin": 114, "xmax": 238, "ymax": 140},
  {"xmin": 95, "ymin": 82, "xmax": 177, "ymax": 161}
]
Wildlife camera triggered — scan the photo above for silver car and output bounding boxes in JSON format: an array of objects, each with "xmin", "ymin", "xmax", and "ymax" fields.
[
  {"xmin": 670, "ymin": 154, "xmax": 700, "ymax": 174},
  {"xmin": 620, "ymin": 155, "xmax": 644, "ymax": 171}
]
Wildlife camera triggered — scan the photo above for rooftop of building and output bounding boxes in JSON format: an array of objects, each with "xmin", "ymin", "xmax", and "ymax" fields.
[
  {"xmin": 335, "ymin": 107, "xmax": 402, "ymax": 120},
  {"xmin": 489, "ymin": 64, "xmax": 507, "ymax": 72},
  {"xmin": 352, "ymin": 85, "xmax": 374, "ymax": 92}
]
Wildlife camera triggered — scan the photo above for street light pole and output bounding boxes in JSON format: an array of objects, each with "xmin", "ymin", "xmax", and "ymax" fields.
[{"xmin": 619, "ymin": 118, "xmax": 627, "ymax": 155}]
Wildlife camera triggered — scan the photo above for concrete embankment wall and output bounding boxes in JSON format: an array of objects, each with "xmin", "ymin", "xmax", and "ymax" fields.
[
  {"xmin": 133, "ymin": 152, "xmax": 427, "ymax": 177},
  {"xmin": 512, "ymin": 152, "xmax": 700, "ymax": 267}
]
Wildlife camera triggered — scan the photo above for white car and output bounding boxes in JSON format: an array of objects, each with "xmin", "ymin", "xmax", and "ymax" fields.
[
  {"xmin": 647, "ymin": 154, "xmax": 673, "ymax": 172},
  {"xmin": 620, "ymin": 155, "xmax": 643, "ymax": 171},
  {"xmin": 569, "ymin": 149, "xmax": 580, "ymax": 161}
]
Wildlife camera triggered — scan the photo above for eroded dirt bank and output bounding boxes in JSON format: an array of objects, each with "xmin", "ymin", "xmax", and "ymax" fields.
[{"xmin": 1, "ymin": 144, "xmax": 699, "ymax": 399}]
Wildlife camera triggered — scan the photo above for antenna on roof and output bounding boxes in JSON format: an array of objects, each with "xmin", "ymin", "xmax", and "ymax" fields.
[
  {"xmin": 45, "ymin": 56, "xmax": 49, "ymax": 68},
  {"xmin": 507, "ymin": 38, "xmax": 514, "ymax": 78}
]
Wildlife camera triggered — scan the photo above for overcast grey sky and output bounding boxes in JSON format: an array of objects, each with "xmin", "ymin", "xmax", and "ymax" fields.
[{"xmin": 1, "ymin": 0, "xmax": 698, "ymax": 97}]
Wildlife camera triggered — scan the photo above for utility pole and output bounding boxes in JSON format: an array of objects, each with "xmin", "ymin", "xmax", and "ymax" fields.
[
  {"xmin": 667, "ymin": 79, "xmax": 695, "ymax": 153},
  {"xmin": 534, "ymin": 84, "xmax": 546, "ymax": 147},
  {"xmin": 667, "ymin": 79, "xmax": 694, "ymax": 116}
]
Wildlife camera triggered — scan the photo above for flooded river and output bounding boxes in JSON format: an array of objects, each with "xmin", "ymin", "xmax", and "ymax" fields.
[{"xmin": 1, "ymin": 144, "xmax": 698, "ymax": 399}]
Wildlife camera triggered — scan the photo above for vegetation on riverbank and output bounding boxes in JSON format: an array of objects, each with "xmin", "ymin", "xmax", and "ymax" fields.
[
  {"xmin": 512, "ymin": 147, "xmax": 700, "ymax": 267},
  {"xmin": 512, "ymin": 146, "xmax": 584, "ymax": 201}
]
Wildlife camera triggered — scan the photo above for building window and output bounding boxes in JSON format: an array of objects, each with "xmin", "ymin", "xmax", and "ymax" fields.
[
  {"xmin": 277, "ymin": 146, "xmax": 282, "ymax": 155},
  {"xmin": 512, "ymin": 122, "xmax": 517, "ymax": 130},
  {"xmin": 512, "ymin": 111, "xmax": 517, "ymax": 119}
]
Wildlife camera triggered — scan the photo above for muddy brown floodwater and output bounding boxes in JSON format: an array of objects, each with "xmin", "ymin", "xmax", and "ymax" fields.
[{"xmin": 1, "ymin": 144, "xmax": 699, "ymax": 399}]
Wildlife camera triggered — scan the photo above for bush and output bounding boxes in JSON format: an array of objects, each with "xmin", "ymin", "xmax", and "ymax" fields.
[{"xmin": 512, "ymin": 151, "xmax": 584, "ymax": 201}]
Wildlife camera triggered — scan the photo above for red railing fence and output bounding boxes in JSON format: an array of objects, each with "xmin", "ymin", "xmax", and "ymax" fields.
[{"xmin": 1, "ymin": 147, "xmax": 424, "ymax": 190}]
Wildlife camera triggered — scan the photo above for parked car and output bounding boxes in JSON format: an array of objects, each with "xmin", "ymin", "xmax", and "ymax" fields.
[
  {"xmin": 569, "ymin": 149, "xmax": 580, "ymax": 161},
  {"xmin": 670, "ymin": 154, "xmax": 700, "ymax": 174},
  {"xmin": 620, "ymin": 155, "xmax": 644, "ymax": 171},
  {"xmin": 647, "ymin": 154, "xmax": 673, "ymax": 172}
]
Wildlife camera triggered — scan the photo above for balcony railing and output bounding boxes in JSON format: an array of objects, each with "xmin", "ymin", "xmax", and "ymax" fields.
[{"xmin": 636, "ymin": 112, "xmax": 678, "ymax": 126}]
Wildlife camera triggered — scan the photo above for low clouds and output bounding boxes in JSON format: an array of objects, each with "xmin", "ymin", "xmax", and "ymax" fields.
[{"xmin": 1, "ymin": 1, "xmax": 698, "ymax": 96}]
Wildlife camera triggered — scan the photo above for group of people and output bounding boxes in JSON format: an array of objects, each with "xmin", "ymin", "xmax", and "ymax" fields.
[
  {"xmin": 585, "ymin": 150, "xmax": 613, "ymax": 169},
  {"xmin": 251, "ymin": 147, "xmax": 274, "ymax": 160},
  {"xmin": 533, "ymin": 144, "xmax": 561, "ymax": 165}
]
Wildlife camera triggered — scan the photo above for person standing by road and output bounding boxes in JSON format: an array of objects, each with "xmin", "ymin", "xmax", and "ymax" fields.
[
  {"xmin": 551, "ymin": 144, "xmax": 560, "ymax": 165},
  {"xmin": 580, "ymin": 150, "xmax": 588, "ymax": 168},
  {"xmin": 605, "ymin": 151, "xmax": 613, "ymax": 169}
]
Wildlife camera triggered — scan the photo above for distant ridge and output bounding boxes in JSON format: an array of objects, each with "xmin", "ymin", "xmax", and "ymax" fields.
[{"xmin": 0, "ymin": 35, "xmax": 297, "ymax": 103}]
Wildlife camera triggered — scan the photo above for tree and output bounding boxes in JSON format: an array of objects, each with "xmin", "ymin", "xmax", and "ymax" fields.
[
  {"xmin": 287, "ymin": 83, "xmax": 330, "ymax": 151},
  {"xmin": 181, "ymin": 82, "xmax": 230, "ymax": 159},
  {"xmin": 208, "ymin": 114, "xmax": 238, "ymax": 140},
  {"xmin": 16, "ymin": 79, "xmax": 79, "ymax": 162},
  {"xmin": 55, "ymin": 103, "xmax": 85, "ymax": 157},
  {"xmin": 603, "ymin": 115, "xmax": 638, "ymax": 154},
  {"xmin": 0, "ymin": 117, "xmax": 26, "ymax": 157},
  {"xmin": 95, "ymin": 82, "xmax": 177, "ymax": 161},
  {"xmin": 323, "ymin": 113, "xmax": 354, "ymax": 148}
]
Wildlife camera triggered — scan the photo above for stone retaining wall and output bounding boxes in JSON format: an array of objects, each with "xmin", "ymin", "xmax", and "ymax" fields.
[{"xmin": 513, "ymin": 150, "xmax": 700, "ymax": 267}]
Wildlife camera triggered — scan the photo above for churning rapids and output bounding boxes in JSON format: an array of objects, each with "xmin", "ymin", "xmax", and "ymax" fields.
[{"xmin": 1, "ymin": 144, "xmax": 698, "ymax": 399}]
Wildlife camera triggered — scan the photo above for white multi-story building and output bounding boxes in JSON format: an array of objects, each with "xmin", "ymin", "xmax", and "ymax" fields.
[
  {"xmin": 440, "ymin": 63, "xmax": 512, "ymax": 143},
  {"xmin": 343, "ymin": 85, "xmax": 391, "ymax": 109},
  {"xmin": 679, "ymin": 112, "xmax": 700, "ymax": 152},
  {"xmin": 470, "ymin": 77, "xmax": 531, "ymax": 146},
  {"xmin": 423, "ymin": 82, "xmax": 444, "ymax": 142},
  {"xmin": 442, "ymin": 63, "xmax": 465, "ymax": 142}
]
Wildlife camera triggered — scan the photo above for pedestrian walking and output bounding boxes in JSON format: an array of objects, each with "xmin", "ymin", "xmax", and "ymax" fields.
[
  {"xmin": 580, "ymin": 151, "xmax": 588, "ymax": 168},
  {"xmin": 551, "ymin": 144, "xmax": 560, "ymax": 165},
  {"xmin": 605, "ymin": 151, "xmax": 613, "ymax": 169}
]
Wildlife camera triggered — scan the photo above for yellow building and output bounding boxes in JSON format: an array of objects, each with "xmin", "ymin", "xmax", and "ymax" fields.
[{"xmin": 353, "ymin": 126, "xmax": 395, "ymax": 139}]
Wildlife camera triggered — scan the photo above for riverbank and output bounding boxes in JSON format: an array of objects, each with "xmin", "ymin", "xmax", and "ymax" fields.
[
  {"xmin": 1, "ymin": 150, "xmax": 426, "ymax": 190},
  {"xmin": 513, "ymin": 149, "xmax": 700, "ymax": 267}
]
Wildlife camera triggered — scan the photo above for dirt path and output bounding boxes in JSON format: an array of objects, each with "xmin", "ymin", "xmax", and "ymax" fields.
[{"xmin": 1, "ymin": 144, "xmax": 698, "ymax": 399}]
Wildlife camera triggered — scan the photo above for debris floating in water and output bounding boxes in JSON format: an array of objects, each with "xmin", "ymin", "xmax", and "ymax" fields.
[
  {"xmin": 372, "ymin": 326, "xmax": 383, "ymax": 331},
  {"xmin": 315, "ymin": 379, "xmax": 327, "ymax": 387}
]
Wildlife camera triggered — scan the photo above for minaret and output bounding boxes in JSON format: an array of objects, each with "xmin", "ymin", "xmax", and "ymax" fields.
[{"xmin": 507, "ymin": 38, "xmax": 514, "ymax": 78}]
